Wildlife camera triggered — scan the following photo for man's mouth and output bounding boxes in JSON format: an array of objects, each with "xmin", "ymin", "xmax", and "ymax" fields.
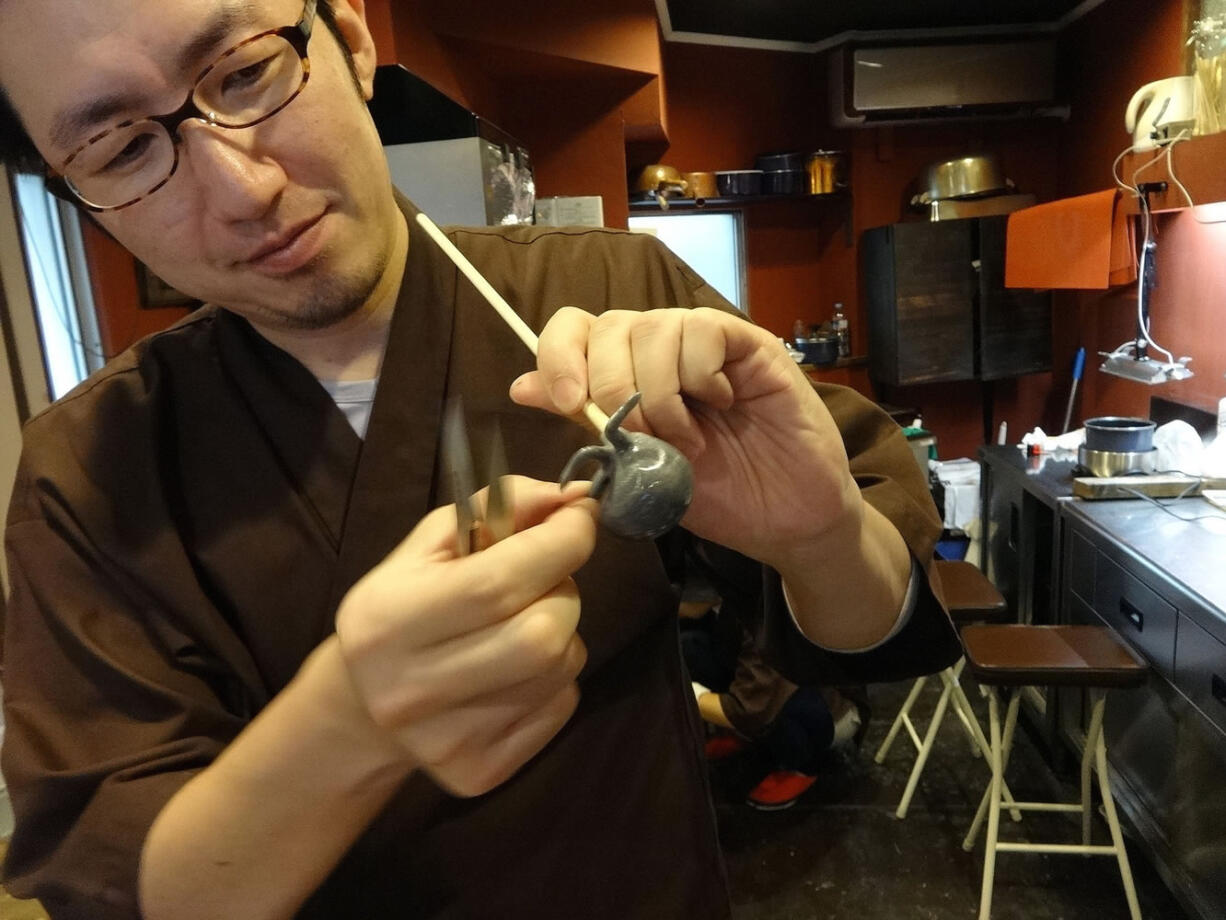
[{"xmin": 243, "ymin": 212, "xmax": 328, "ymax": 275}]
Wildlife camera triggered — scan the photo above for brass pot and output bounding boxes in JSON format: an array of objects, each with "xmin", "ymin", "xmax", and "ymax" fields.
[
  {"xmin": 633, "ymin": 164, "xmax": 688, "ymax": 195},
  {"xmin": 633, "ymin": 164, "xmax": 689, "ymax": 210}
]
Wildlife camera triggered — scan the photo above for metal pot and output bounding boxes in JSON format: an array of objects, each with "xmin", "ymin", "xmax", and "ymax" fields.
[
  {"xmin": 682, "ymin": 171, "xmax": 718, "ymax": 199},
  {"xmin": 805, "ymin": 151, "xmax": 844, "ymax": 195},
  {"xmin": 1084, "ymin": 417, "xmax": 1157, "ymax": 453},
  {"xmin": 762, "ymin": 169, "xmax": 806, "ymax": 195},
  {"xmin": 716, "ymin": 170, "xmax": 763, "ymax": 196},
  {"xmin": 754, "ymin": 151, "xmax": 805, "ymax": 172},
  {"xmin": 796, "ymin": 333, "xmax": 840, "ymax": 367},
  {"xmin": 1077, "ymin": 445, "xmax": 1158, "ymax": 478},
  {"xmin": 633, "ymin": 164, "xmax": 689, "ymax": 206},
  {"xmin": 914, "ymin": 154, "xmax": 1012, "ymax": 204}
]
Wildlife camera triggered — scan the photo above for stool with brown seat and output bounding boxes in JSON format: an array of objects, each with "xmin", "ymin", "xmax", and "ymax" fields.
[
  {"xmin": 959, "ymin": 624, "xmax": 1148, "ymax": 920},
  {"xmin": 875, "ymin": 559, "xmax": 1020, "ymax": 820}
]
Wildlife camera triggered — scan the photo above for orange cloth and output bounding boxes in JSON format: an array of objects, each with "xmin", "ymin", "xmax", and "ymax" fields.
[{"xmin": 1005, "ymin": 190, "xmax": 1137, "ymax": 290}]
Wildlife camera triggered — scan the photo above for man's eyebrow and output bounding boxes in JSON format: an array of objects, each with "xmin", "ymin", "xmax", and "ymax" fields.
[{"xmin": 49, "ymin": 3, "xmax": 260, "ymax": 154}]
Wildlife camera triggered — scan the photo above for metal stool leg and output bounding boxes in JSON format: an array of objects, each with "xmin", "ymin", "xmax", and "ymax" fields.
[
  {"xmin": 978, "ymin": 689, "xmax": 1004, "ymax": 920},
  {"xmin": 875, "ymin": 675, "xmax": 927, "ymax": 763},
  {"xmin": 1090, "ymin": 694, "xmax": 1143, "ymax": 920},
  {"xmin": 883, "ymin": 662, "xmax": 1023, "ymax": 821},
  {"xmin": 895, "ymin": 673, "xmax": 955, "ymax": 818},
  {"xmin": 949, "ymin": 675, "xmax": 1022, "ymax": 822},
  {"xmin": 1080, "ymin": 690, "xmax": 1106, "ymax": 846},
  {"xmin": 963, "ymin": 689, "xmax": 1020, "ymax": 851},
  {"xmin": 946, "ymin": 659, "xmax": 985, "ymax": 758}
]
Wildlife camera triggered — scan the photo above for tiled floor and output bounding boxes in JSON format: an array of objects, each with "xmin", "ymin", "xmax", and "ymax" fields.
[{"xmin": 712, "ymin": 678, "xmax": 1192, "ymax": 920}]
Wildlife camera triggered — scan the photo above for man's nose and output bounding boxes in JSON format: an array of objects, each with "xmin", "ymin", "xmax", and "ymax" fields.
[{"xmin": 177, "ymin": 121, "xmax": 287, "ymax": 220}]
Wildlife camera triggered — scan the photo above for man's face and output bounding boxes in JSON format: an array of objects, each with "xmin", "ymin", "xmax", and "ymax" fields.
[{"xmin": 0, "ymin": 0, "xmax": 402, "ymax": 332}]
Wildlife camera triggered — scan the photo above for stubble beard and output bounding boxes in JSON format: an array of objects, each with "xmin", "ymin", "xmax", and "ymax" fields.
[{"xmin": 250, "ymin": 243, "xmax": 392, "ymax": 332}]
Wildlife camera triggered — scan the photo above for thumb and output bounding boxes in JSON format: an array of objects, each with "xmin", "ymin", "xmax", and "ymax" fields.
[{"xmin": 509, "ymin": 371, "xmax": 553, "ymax": 413}]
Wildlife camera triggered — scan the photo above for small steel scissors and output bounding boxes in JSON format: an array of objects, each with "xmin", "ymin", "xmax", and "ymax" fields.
[{"xmin": 442, "ymin": 398, "xmax": 514, "ymax": 556}]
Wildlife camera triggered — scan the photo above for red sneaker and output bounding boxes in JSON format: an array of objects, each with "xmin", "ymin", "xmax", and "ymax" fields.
[
  {"xmin": 704, "ymin": 733, "xmax": 747, "ymax": 760},
  {"xmin": 746, "ymin": 770, "xmax": 817, "ymax": 810}
]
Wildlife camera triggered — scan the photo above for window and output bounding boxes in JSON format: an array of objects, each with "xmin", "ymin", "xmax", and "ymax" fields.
[
  {"xmin": 11, "ymin": 172, "xmax": 103, "ymax": 400},
  {"xmin": 628, "ymin": 211, "xmax": 747, "ymax": 313}
]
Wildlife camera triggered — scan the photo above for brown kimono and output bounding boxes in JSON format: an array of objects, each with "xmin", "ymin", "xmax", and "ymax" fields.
[{"xmin": 1, "ymin": 197, "xmax": 959, "ymax": 919}]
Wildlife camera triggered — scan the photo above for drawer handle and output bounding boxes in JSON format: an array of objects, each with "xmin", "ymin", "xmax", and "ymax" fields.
[
  {"xmin": 1213, "ymin": 675, "xmax": 1226, "ymax": 708},
  {"xmin": 1119, "ymin": 597, "xmax": 1144, "ymax": 632}
]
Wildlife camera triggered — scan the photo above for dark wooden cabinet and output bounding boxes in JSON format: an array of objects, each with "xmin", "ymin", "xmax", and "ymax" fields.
[{"xmin": 863, "ymin": 215, "xmax": 1051, "ymax": 386}]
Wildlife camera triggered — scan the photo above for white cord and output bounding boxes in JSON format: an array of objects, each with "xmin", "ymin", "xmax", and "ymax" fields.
[{"xmin": 1105, "ymin": 131, "xmax": 1196, "ymax": 372}]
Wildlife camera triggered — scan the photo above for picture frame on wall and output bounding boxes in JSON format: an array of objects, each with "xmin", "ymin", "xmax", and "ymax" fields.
[{"xmin": 135, "ymin": 262, "xmax": 201, "ymax": 310}]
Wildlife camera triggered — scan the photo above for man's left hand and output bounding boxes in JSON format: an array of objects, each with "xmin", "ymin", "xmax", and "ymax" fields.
[{"xmin": 508, "ymin": 307, "xmax": 860, "ymax": 568}]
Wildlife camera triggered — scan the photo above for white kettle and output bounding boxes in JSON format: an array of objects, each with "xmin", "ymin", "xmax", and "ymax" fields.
[{"xmin": 1125, "ymin": 76, "xmax": 1197, "ymax": 150}]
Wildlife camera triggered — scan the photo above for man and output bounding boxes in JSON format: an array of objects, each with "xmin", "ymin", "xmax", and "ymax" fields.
[
  {"xmin": 679, "ymin": 538, "xmax": 866, "ymax": 811},
  {"xmin": 0, "ymin": 1, "xmax": 960, "ymax": 918}
]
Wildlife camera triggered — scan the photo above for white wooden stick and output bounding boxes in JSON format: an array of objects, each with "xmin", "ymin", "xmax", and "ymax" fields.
[{"xmin": 415, "ymin": 212, "xmax": 609, "ymax": 432}]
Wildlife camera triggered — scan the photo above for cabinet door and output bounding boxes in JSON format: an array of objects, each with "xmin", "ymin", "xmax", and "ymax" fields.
[
  {"xmin": 977, "ymin": 216, "xmax": 1052, "ymax": 380},
  {"xmin": 865, "ymin": 221, "xmax": 976, "ymax": 385}
]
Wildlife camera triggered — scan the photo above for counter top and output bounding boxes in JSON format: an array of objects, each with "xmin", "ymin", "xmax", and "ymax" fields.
[
  {"xmin": 978, "ymin": 444, "xmax": 1080, "ymax": 505},
  {"xmin": 1064, "ymin": 496, "xmax": 1226, "ymax": 642}
]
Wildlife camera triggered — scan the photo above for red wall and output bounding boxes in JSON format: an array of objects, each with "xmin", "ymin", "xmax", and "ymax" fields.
[
  {"xmin": 81, "ymin": 224, "xmax": 191, "ymax": 358},
  {"xmin": 658, "ymin": 41, "xmax": 1064, "ymax": 456},
  {"xmin": 658, "ymin": 0, "xmax": 1223, "ymax": 458},
  {"xmin": 79, "ymin": 0, "xmax": 1225, "ymax": 461}
]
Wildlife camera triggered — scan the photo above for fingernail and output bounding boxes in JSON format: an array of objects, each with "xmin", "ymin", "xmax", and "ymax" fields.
[{"xmin": 550, "ymin": 376, "xmax": 584, "ymax": 413}]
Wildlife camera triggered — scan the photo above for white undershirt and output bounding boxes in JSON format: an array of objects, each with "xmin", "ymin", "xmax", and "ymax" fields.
[{"xmin": 318, "ymin": 377, "xmax": 379, "ymax": 439}]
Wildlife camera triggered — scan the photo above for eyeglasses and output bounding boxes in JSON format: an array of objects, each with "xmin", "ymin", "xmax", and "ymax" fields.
[{"xmin": 48, "ymin": 0, "xmax": 317, "ymax": 212}]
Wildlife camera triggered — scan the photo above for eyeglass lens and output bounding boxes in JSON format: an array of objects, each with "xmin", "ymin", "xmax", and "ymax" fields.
[{"xmin": 65, "ymin": 33, "xmax": 306, "ymax": 209}]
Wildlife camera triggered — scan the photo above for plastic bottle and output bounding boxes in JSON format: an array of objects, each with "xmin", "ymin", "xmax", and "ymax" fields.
[
  {"xmin": 1205, "ymin": 377, "xmax": 1226, "ymax": 477},
  {"xmin": 831, "ymin": 303, "xmax": 850, "ymax": 358}
]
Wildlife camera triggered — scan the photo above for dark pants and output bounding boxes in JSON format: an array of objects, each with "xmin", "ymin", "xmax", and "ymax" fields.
[{"xmin": 681, "ymin": 622, "xmax": 834, "ymax": 775}]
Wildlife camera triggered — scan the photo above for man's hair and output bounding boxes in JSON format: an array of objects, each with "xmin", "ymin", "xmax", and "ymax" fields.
[{"xmin": 0, "ymin": 1, "xmax": 354, "ymax": 175}]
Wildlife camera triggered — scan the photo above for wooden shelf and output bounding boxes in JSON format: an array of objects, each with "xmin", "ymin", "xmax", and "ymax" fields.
[
  {"xmin": 628, "ymin": 191, "xmax": 847, "ymax": 211},
  {"xmin": 1117, "ymin": 131, "xmax": 1226, "ymax": 213},
  {"xmin": 801, "ymin": 355, "xmax": 868, "ymax": 371},
  {"xmin": 630, "ymin": 189, "xmax": 854, "ymax": 245}
]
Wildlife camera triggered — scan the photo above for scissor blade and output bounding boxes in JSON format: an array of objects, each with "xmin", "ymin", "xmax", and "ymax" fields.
[
  {"xmin": 442, "ymin": 398, "xmax": 479, "ymax": 556},
  {"xmin": 484, "ymin": 426, "xmax": 514, "ymax": 546}
]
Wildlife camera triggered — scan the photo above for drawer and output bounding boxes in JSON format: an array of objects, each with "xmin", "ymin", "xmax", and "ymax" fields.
[
  {"xmin": 1093, "ymin": 552, "xmax": 1177, "ymax": 677},
  {"xmin": 1175, "ymin": 613, "xmax": 1226, "ymax": 738},
  {"xmin": 1066, "ymin": 530, "xmax": 1096, "ymax": 607}
]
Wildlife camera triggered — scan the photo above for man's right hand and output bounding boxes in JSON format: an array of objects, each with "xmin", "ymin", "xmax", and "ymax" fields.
[{"xmin": 335, "ymin": 476, "xmax": 599, "ymax": 797}]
